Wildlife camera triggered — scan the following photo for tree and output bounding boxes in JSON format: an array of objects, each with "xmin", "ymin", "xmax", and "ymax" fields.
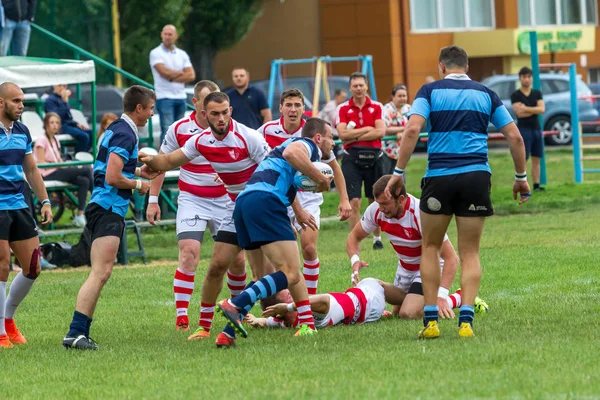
[
  {"xmin": 119, "ymin": 0, "xmax": 191, "ymax": 83},
  {"xmin": 181, "ymin": 0, "xmax": 264, "ymax": 80}
]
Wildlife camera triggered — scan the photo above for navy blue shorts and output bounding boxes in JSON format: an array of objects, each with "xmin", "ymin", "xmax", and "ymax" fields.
[
  {"xmin": 519, "ymin": 127, "xmax": 543, "ymax": 160},
  {"xmin": 233, "ymin": 191, "xmax": 296, "ymax": 250}
]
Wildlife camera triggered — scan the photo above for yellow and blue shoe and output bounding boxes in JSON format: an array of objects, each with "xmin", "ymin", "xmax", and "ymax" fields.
[
  {"xmin": 458, "ymin": 322, "xmax": 474, "ymax": 338},
  {"xmin": 294, "ymin": 324, "xmax": 317, "ymax": 337},
  {"xmin": 418, "ymin": 320, "xmax": 440, "ymax": 339},
  {"xmin": 474, "ymin": 296, "xmax": 489, "ymax": 314}
]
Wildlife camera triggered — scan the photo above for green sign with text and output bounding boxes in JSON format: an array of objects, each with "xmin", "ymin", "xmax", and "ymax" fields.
[{"xmin": 518, "ymin": 30, "xmax": 583, "ymax": 54}]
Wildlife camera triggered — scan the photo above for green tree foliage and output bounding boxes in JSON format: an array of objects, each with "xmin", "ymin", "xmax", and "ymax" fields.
[{"xmin": 181, "ymin": 0, "xmax": 264, "ymax": 80}]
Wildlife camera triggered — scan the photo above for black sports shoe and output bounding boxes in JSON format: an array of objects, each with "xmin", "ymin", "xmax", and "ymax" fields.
[
  {"xmin": 63, "ymin": 334, "xmax": 98, "ymax": 350},
  {"xmin": 534, "ymin": 186, "xmax": 545, "ymax": 192},
  {"xmin": 373, "ymin": 240, "xmax": 384, "ymax": 250}
]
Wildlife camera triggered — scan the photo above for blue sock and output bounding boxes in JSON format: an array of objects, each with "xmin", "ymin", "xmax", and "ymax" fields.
[
  {"xmin": 423, "ymin": 305, "xmax": 439, "ymax": 326},
  {"xmin": 230, "ymin": 271, "xmax": 288, "ymax": 311},
  {"xmin": 68, "ymin": 311, "xmax": 92, "ymax": 337},
  {"xmin": 459, "ymin": 305, "xmax": 475, "ymax": 326},
  {"xmin": 223, "ymin": 281, "xmax": 256, "ymax": 339}
]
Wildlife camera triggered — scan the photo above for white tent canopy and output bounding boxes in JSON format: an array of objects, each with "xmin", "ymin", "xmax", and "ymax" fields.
[{"xmin": 0, "ymin": 56, "xmax": 95, "ymax": 88}]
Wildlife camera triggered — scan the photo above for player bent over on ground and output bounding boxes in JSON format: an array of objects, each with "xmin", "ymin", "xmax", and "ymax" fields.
[
  {"xmin": 0, "ymin": 82, "xmax": 53, "ymax": 348},
  {"xmin": 258, "ymin": 88, "xmax": 352, "ymax": 295},
  {"xmin": 215, "ymin": 117, "xmax": 339, "ymax": 345},
  {"xmin": 347, "ymin": 175, "xmax": 488, "ymax": 320},
  {"xmin": 146, "ymin": 81, "xmax": 246, "ymax": 334},
  {"xmin": 247, "ymin": 278, "xmax": 398, "ymax": 328},
  {"xmin": 63, "ymin": 86, "xmax": 160, "ymax": 350}
]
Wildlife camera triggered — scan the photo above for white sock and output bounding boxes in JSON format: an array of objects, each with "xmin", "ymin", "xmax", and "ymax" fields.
[
  {"xmin": 0, "ymin": 281, "xmax": 6, "ymax": 335},
  {"xmin": 373, "ymin": 236, "xmax": 382, "ymax": 242},
  {"xmin": 5, "ymin": 273, "xmax": 35, "ymax": 319}
]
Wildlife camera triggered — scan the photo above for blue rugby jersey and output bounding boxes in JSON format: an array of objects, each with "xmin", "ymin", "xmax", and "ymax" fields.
[
  {"xmin": 240, "ymin": 137, "xmax": 321, "ymax": 207},
  {"xmin": 89, "ymin": 115, "xmax": 138, "ymax": 217},
  {"xmin": 0, "ymin": 121, "xmax": 33, "ymax": 210},
  {"xmin": 409, "ymin": 74, "xmax": 513, "ymax": 177}
]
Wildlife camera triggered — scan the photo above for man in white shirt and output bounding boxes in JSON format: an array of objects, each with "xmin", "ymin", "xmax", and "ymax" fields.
[{"xmin": 149, "ymin": 24, "xmax": 196, "ymax": 145}]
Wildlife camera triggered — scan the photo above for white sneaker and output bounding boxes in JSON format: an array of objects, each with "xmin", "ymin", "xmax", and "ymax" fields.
[{"xmin": 73, "ymin": 214, "xmax": 87, "ymax": 227}]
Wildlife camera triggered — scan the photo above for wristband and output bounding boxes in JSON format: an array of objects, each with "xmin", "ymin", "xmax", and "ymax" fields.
[
  {"xmin": 41, "ymin": 199, "xmax": 51, "ymax": 207},
  {"xmin": 437, "ymin": 287, "xmax": 449, "ymax": 299},
  {"xmin": 286, "ymin": 303, "xmax": 295, "ymax": 312},
  {"xmin": 135, "ymin": 180, "xmax": 142, "ymax": 190},
  {"xmin": 350, "ymin": 254, "xmax": 360, "ymax": 266},
  {"xmin": 515, "ymin": 171, "xmax": 527, "ymax": 181},
  {"xmin": 135, "ymin": 167, "xmax": 141, "ymax": 177},
  {"xmin": 148, "ymin": 195, "xmax": 159, "ymax": 204},
  {"xmin": 393, "ymin": 167, "xmax": 405, "ymax": 176}
]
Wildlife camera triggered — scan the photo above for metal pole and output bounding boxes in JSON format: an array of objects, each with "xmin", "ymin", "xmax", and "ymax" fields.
[
  {"xmin": 267, "ymin": 59, "xmax": 279, "ymax": 110},
  {"xmin": 111, "ymin": 0, "xmax": 123, "ymax": 88},
  {"xmin": 365, "ymin": 55, "xmax": 377, "ymax": 101},
  {"xmin": 570, "ymin": 63, "xmax": 583, "ymax": 183},
  {"xmin": 91, "ymin": 81, "xmax": 97, "ymax": 157},
  {"xmin": 529, "ymin": 31, "xmax": 547, "ymax": 185},
  {"xmin": 312, "ymin": 59, "xmax": 322, "ymax": 117},
  {"xmin": 73, "ymin": 52, "xmax": 82, "ymax": 111}
]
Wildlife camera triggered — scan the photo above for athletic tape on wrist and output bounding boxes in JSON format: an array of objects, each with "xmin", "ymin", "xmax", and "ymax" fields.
[
  {"xmin": 41, "ymin": 199, "xmax": 51, "ymax": 207},
  {"xmin": 515, "ymin": 171, "xmax": 527, "ymax": 181},
  {"xmin": 286, "ymin": 303, "xmax": 295, "ymax": 312},
  {"xmin": 148, "ymin": 195, "xmax": 159, "ymax": 204},
  {"xmin": 393, "ymin": 167, "xmax": 405, "ymax": 176},
  {"xmin": 437, "ymin": 287, "xmax": 449, "ymax": 299},
  {"xmin": 135, "ymin": 180, "xmax": 142, "ymax": 190},
  {"xmin": 350, "ymin": 254, "xmax": 360, "ymax": 267}
]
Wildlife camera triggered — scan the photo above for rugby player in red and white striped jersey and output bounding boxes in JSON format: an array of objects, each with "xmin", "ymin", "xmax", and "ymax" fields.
[
  {"xmin": 257, "ymin": 89, "xmax": 351, "ymax": 296},
  {"xmin": 346, "ymin": 175, "xmax": 487, "ymax": 319},
  {"xmin": 140, "ymin": 91, "xmax": 272, "ymax": 345},
  {"xmin": 146, "ymin": 81, "xmax": 246, "ymax": 334}
]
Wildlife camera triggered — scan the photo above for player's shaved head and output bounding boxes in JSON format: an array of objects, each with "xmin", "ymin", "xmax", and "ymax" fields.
[{"xmin": 0, "ymin": 82, "xmax": 22, "ymax": 98}]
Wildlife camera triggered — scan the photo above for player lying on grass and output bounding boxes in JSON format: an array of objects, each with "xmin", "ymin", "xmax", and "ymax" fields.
[
  {"xmin": 346, "ymin": 175, "xmax": 488, "ymax": 320},
  {"xmin": 246, "ymin": 278, "xmax": 399, "ymax": 328}
]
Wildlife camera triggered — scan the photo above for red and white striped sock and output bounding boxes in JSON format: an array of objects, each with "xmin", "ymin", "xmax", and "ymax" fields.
[
  {"xmin": 303, "ymin": 258, "xmax": 320, "ymax": 295},
  {"xmin": 447, "ymin": 289, "xmax": 462, "ymax": 309},
  {"xmin": 295, "ymin": 300, "xmax": 315, "ymax": 330},
  {"xmin": 227, "ymin": 271, "xmax": 247, "ymax": 298},
  {"xmin": 198, "ymin": 302, "xmax": 215, "ymax": 332},
  {"xmin": 173, "ymin": 268, "xmax": 195, "ymax": 317}
]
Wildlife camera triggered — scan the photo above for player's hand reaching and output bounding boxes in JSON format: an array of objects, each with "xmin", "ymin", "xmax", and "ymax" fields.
[
  {"xmin": 295, "ymin": 208, "xmax": 318, "ymax": 231},
  {"xmin": 315, "ymin": 175, "xmax": 333, "ymax": 193},
  {"xmin": 262, "ymin": 303, "xmax": 290, "ymax": 318},
  {"xmin": 138, "ymin": 152, "xmax": 155, "ymax": 170},
  {"xmin": 146, "ymin": 203, "xmax": 161, "ymax": 226},
  {"xmin": 137, "ymin": 180, "xmax": 150, "ymax": 195},
  {"xmin": 338, "ymin": 199, "xmax": 352, "ymax": 222},
  {"xmin": 140, "ymin": 164, "xmax": 163, "ymax": 180},
  {"xmin": 513, "ymin": 180, "xmax": 531, "ymax": 205},
  {"xmin": 437, "ymin": 297, "xmax": 455, "ymax": 319},
  {"xmin": 351, "ymin": 259, "xmax": 369, "ymax": 286},
  {"xmin": 384, "ymin": 173, "xmax": 404, "ymax": 199},
  {"xmin": 245, "ymin": 314, "xmax": 267, "ymax": 328}
]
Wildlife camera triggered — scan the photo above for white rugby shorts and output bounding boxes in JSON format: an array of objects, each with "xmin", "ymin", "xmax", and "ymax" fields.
[
  {"xmin": 176, "ymin": 192, "xmax": 229, "ymax": 241},
  {"xmin": 288, "ymin": 191, "xmax": 324, "ymax": 230}
]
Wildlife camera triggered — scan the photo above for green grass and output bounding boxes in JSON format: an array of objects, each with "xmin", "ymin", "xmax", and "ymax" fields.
[{"xmin": 6, "ymin": 148, "xmax": 599, "ymax": 399}]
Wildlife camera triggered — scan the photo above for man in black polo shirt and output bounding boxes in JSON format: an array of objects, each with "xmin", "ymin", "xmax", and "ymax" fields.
[
  {"xmin": 225, "ymin": 67, "xmax": 272, "ymax": 129},
  {"xmin": 511, "ymin": 67, "xmax": 546, "ymax": 192}
]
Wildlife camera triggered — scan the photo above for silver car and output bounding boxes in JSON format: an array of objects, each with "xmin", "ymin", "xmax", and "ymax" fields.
[{"xmin": 481, "ymin": 73, "xmax": 600, "ymax": 145}]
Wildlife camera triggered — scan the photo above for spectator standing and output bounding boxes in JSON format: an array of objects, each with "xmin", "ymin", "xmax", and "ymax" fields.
[
  {"xmin": 319, "ymin": 88, "xmax": 347, "ymax": 137},
  {"xmin": 0, "ymin": 0, "xmax": 35, "ymax": 57},
  {"xmin": 33, "ymin": 112, "xmax": 93, "ymax": 227},
  {"xmin": 511, "ymin": 66, "xmax": 546, "ymax": 192},
  {"xmin": 43, "ymin": 84, "xmax": 92, "ymax": 153},
  {"xmin": 225, "ymin": 67, "xmax": 271, "ymax": 129},
  {"xmin": 382, "ymin": 84, "xmax": 410, "ymax": 173},
  {"xmin": 149, "ymin": 24, "xmax": 196, "ymax": 145},
  {"xmin": 336, "ymin": 72, "xmax": 386, "ymax": 250}
]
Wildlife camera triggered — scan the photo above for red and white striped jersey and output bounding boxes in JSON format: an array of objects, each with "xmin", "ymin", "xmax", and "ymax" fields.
[
  {"xmin": 181, "ymin": 119, "xmax": 270, "ymax": 201},
  {"xmin": 161, "ymin": 111, "xmax": 227, "ymax": 198},
  {"xmin": 258, "ymin": 118, "xmax": 336, "ymax": 162},
  {"xmin": 360, "ymin": 194, "xmax": 448, "ymax": 271}
]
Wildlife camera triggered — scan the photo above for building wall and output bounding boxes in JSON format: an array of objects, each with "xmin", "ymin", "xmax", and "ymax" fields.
[{"xmin": 213, "ymin": 0, "xmax": 321, "ymax": 87}]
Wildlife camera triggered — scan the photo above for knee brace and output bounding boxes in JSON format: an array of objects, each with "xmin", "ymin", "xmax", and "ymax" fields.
[{"xmin": 25, "ymin": 248, "xmax": 41, "ymax": 279}]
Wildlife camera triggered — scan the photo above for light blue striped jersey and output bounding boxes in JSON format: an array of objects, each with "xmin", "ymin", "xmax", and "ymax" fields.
[
  {"xmin": 409, "ymin": 74, "xmax": 513, "ymax": 177},
  {"xmin": 0, "ymin": 121, "xmax": 33, "ymax": 210},
  {"xmin": 240, "ymin": 137, "xmax": 321, "ymax": 207},
  {"xmin": 89, "ymin": 116, "xmax": 138, "ymax": 217}
]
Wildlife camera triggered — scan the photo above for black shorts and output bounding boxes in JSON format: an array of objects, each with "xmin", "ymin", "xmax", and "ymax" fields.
[
  {"xmin": 519, "ymin": 126, "xmax": 544, "ymax": 160},
  {"xmin": 420, "ymin": 171, "xmax": 493, "ymax": 217},
  {"xmin": 341, "ymin": 149, "xmax": 386, "ymax": 200},
  {"xmin": 0, "ymin": 208, "xmax": 38, "ymax": 242},
  {"xmin": 85, "ymin": 202, "xmax": 125, "ymax": 243},
  {"xmin": 408, "ymin": 281, "xmax": 423, "ymax": 295}
]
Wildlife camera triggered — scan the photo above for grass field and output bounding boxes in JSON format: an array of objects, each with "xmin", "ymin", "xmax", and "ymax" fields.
[{"xmin": 4, "ymin": 148, "xmax": 600, "ymax": 399}]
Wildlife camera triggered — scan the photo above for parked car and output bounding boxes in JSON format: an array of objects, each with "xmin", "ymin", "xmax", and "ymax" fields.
[
  {"xmin": 481, "ymin": 73, "xmax": 600, "ymax": 145},
  {"xmin": 588, "ymin": 83, "xmax": 600, "ymax": 115}
]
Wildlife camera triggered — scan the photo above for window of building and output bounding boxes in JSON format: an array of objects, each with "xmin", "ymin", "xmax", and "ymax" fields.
[
  {"xmin": 519, "ymin": 0, "xmax": 597, "ymax": 26},
  {"xmin": 589, "ymin": 67, "xmax": 600, "ymax": 83},
  {"xmin": 410, "ymin": 0, "xmax": 495, "ymax": 32}
]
